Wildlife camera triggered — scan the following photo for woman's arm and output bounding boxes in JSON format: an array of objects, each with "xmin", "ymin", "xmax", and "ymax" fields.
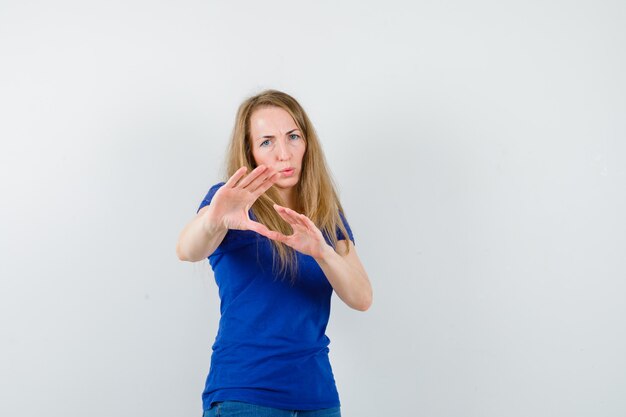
[
  {"xmin": 257, "ymin": 204, "xmax": 373, "ymax": 312},
  {"xmin": 314, "ymin": 240, "xmax": 373, "ymax": 311},
  {"xmin": 176, "ymin": 205, "xmax": 228, "ymax": 262},
  {"xmin": 176, "ymin": 165, "xmax": 280, "ymax": 262}
]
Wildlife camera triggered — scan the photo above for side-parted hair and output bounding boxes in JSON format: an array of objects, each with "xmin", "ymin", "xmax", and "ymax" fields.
[{"xmin": 225, "ymin": 89, "xmax": 351, "ymax": 282}]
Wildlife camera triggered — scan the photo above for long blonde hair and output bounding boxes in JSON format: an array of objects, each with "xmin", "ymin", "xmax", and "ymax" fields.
[{"xmin": 224, "ymin": 89, "xmax": 351, "ymax": 281}]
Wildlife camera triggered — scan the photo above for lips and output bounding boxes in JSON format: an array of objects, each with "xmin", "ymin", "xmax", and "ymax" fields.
[{"xmin": 280, "ymin": 168, "xmax": 295, "ymax": 176}]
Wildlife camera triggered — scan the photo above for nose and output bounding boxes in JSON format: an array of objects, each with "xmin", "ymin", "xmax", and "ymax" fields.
[{"xmin": 276, "ymin": 138, "xmax": 291, "ymax": 161}]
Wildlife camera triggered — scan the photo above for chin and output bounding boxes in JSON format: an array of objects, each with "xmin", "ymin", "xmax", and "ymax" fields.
[{"xmin": 274, "ymin": 177, "xmax": 299, "ymax": 189}]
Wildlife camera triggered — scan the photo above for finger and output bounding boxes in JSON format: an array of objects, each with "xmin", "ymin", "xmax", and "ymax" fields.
[
  {"xmin": 296, "ymin": 213, "xmax": 315, "ymax": 232},
  {"xmin": 291, "ymin": 211, "xmax": 317, "ymax": 233},
  {"xmin": 270, "ymin": 208, "xmax": 323, "ymax": 253},
  {"xmin": 247, "ymin": 220, "xmax": 288, "ymax": 242},
  {"xmin": 272, "ymin": 204, "xmax": 294, "ymax": 223},
  {"xmin": 251, "ymin": 171, "xmax": 281, "ymax": 196},
  {"xmin": 224, "ymin": 166, "xmax": 247, "ymax": 188},
  {"xmin": 273, "ymin": 204, "xmax": 306, "ymax": 229},
  {"xmin": 236, "ymin": 165, "xmax": 267, "ymax": 189},
  {"xmin": 248, "ymin": 168, "xmax": 277, "ymax": 193},
  {"xmin": 296, "ymin": 212, "xmax": 317, "ymax": 232},
  {"xmin": 282, "ymin": 207, "xmax": 309, "ymax": 229}
]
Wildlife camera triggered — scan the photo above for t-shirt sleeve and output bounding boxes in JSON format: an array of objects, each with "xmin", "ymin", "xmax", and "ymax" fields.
[
  {"xmin": 337, "ymin": 211, "xmax": 355, "ymax": 244},
  {"xmin": 196, "ymin": 182, "xmax": 226, "ymax": 214}
]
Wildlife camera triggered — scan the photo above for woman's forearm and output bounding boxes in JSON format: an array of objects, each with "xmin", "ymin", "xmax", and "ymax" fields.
[
  {"xmin": 314, "ymin": 244, "xmax": 373, "ymax": 312},
  {"xmin": 176, "ymin": 206, "xmax": 228, "ymax": 262}
]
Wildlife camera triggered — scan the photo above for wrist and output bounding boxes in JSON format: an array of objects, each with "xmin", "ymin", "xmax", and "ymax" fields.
[
  {"xmin": 202, "ymin": 207, "xmax": 227, "ymax": 234},
  {"xmin": 313, "ymin": 242, "xmax": 336, "ymax": 263}
]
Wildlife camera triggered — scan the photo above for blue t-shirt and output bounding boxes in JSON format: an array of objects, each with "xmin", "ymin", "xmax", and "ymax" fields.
[{"xmin": 197, "ymin": 182, "xmax": 354, "ymax": 411}]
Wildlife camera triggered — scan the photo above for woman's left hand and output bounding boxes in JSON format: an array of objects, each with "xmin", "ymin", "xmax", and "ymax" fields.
[{"xmin": 256, "ymin": 204, "xmax": 331, "ymax": 260}]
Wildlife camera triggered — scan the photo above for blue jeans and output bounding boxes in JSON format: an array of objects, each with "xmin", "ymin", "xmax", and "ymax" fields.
[{"xmin": 203, "ymin": 401, "xmax": 341, "ymax": 417}]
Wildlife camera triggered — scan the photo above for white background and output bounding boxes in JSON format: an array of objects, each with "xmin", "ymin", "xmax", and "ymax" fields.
[{"xmin": 1, "ymin": 1, "xmax": 625, "ymax": 416}]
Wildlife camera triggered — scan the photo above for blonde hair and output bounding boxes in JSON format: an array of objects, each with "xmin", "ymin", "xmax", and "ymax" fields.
[{"xmin": 224, "ymin": 89, "xmax": 351, "ymax": 282}]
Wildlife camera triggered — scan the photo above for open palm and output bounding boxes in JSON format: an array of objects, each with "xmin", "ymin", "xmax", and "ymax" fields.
[
  {"xmin": 206, "ymin": 165, "xmax": 280, "ymax": 236},
  {"xmin": 255, "ymin": 204, "xmax": 330, "ymax": 260}
]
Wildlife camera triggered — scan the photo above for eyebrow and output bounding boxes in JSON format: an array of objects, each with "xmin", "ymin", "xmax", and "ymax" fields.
[{"xmin": 258, "ymin": 129, "xmax": 300, "ymax": 140}]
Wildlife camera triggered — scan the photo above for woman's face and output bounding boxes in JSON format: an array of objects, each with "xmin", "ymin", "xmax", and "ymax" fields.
[{"xmin": 249, "ymin": 106, "xmax": 306, "ymax": 192}]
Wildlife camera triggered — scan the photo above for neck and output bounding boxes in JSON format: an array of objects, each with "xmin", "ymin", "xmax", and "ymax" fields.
[{"xmin": 277, "ymin": 187, "xmax": 297, "ymax": 210}]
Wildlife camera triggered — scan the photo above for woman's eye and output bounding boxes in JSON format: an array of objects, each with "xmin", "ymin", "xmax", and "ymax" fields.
[
  {"xmin": 289, "ymin": 134, "xmax": 300, "ymax": 140},
  {"xmin": 260, "ymin": 140, "xmax": 271, "ymax": 147}
]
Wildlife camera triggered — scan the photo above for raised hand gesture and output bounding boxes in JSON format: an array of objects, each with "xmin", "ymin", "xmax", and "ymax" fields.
[
  {"xmin": 255, "ymin": 204, "xmax": 331, "ymax": 260},
  {"xmin": 204, "ymin": 165, "xmax": 280, "ymax": 236}
]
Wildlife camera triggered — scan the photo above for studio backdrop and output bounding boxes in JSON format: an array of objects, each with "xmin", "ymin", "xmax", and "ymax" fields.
[{"xmin": 1, "ymin": 1, "xmax": 625, "ymax": 416}]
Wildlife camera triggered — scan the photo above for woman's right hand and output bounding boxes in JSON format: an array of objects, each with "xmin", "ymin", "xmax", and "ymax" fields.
[{"xmin": 202, "ymin": 165, "xmax": 280, "ymax": 234}]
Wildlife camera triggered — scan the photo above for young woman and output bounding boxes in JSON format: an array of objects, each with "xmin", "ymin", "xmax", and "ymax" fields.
[{"xmin": 176, "ymin": 90, "xmax": 372, "ymax": 417}]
